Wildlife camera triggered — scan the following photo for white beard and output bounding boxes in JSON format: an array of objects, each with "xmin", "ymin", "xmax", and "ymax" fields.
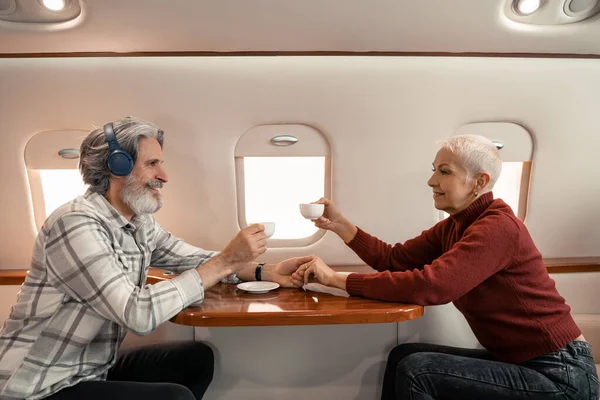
[{"xmin": 121, "ymin": 175, "xmax": 163, "ymax": 216}]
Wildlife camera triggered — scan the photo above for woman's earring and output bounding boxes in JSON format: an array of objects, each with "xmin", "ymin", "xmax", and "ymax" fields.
[{"xmin": 473, "ymin": 191, "xmax": 478, "ymax": 197}]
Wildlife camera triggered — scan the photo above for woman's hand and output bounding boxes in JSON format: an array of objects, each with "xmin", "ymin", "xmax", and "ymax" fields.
[
  {"xmin": 312, "ymin": 198, "xmax": 358, "ymax": 243},
  {"xmin": 291, "ymin": 256, "xmax": 348, "ymax": 290}
]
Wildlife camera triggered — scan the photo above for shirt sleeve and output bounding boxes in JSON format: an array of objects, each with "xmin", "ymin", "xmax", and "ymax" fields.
[
  {"xmin": 150, "ymin": 219, "xmax": 240, "ymax": 284},
  {"xmin": 45, "ymin": 212, "xmax": 204, "ymax": 336},
  {"xmin": 347, "ymin": 222, "xmax": 445, "ymax": 272},
  {"xmin": 150, "ymin": 219, "xmax": 216, "ymax": 272},
  {"xmin": 345, "ymin": 213, "xmax": 520, "ymax": 305}
]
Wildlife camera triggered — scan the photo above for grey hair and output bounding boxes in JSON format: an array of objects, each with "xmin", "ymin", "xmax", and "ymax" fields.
[
  {"xmin": 79, "ymin": 117, "xmax": 165, "ymax": 194},
  {"xmin": 439, "ymin": 134, "xmax": 502, "ymax": 190}
]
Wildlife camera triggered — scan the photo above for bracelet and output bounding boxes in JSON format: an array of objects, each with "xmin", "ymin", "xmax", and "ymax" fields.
[{"xmin": 255, "ymin": 262, "xmax": 265, "ymax": 281}]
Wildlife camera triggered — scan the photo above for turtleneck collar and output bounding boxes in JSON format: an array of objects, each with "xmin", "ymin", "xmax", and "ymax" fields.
[{"xmin": 450, "ymin": 191, "xmax": 494, "ymax": 228}]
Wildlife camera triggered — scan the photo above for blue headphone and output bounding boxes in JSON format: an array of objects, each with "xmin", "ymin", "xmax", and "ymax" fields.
[{"xmin": 104, "ymin": 123, "xmax": 134, "ymax": 176}]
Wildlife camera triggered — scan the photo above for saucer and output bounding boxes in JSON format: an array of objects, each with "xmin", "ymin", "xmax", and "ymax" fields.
[{"xmin": 236, "ymin": 281, "xmax": 280, "ymax": 293}]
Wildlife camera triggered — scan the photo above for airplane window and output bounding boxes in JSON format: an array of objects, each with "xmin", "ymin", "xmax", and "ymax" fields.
[
  {"xmin": 24, "ymin": 129, "xmax": 88, "ymax": 229},
  {"xmin": 242, "ymin": 156, "xmax": 325, "ymax": 239},
  {"xmin": 451, "ymin": 122, "xmax": 534, "ymax": 222},
  {"xmin": 39, "ymin": 169, "xmax": 87, "ymax": 217},
  {"xmin": 235, "ymin": 124, "xmax": 331, "ymax": 247},
  {"xmin": 492, "ymin": 161, "xmax": 526, "ymax": 218}
]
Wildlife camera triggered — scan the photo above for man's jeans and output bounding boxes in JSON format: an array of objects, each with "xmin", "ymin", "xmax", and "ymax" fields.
[
  {"xmin": 382, "ymin": 340, "xmax": 599, "ymax": 400},
  {"xmin": 44, "ymin": 341, "xmax": 214, "ymax": 400}
]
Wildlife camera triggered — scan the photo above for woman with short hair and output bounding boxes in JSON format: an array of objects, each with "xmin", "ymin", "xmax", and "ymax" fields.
[{"xmin": 292, "ymin": 134, "xmax": 599, "ymax": 400}]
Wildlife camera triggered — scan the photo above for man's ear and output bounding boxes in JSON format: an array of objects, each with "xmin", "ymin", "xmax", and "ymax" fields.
[{"xmin": 110, "ymin": 174, "xmax": 126, "ymax": 182}]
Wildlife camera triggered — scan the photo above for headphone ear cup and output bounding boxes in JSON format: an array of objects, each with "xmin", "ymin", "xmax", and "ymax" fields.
[{"xmin": 107, "ymin": 150, "xmax": 134, "ymax": 176}]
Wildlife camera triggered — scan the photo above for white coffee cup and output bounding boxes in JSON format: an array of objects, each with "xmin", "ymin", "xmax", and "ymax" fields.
[
  {"xmin": 258, "ymin": 222, "xmax": 276, "ymax": 238},
  {"xmin": 299, "ymin": 203, "xmax": 325, "ymax": 220}
]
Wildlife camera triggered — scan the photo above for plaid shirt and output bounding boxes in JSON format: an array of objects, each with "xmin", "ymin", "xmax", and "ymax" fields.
[{"xmin": 0, "ymin": 191, "xmax": 231, "ymax": 399}]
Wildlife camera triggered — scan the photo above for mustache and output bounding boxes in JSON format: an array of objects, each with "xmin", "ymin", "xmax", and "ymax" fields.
[{"xmin": 147, "ymin": 180, "xmax": 163, "ymax": 189}]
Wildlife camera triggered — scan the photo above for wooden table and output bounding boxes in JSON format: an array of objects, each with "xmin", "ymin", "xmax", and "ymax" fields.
[
  {"xmin": 169, "ymin": 283, "xmax": 424, "ymax": 327},
  {"xmin": 141, "ymin": 266, "xmax": 424, "ymax": 327}
]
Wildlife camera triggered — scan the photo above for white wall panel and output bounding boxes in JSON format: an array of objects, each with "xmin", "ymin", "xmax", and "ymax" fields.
[
  {"xmin": 0, "ymin": 54, "xmax": 598, "ymax": 400},
  {"xmin": 0, "ymin": 56, "xmax": 599, "ymax": 268},
  {"xmin": 194, "ymin": 323, "xmax": 397, "ymax": 400}
]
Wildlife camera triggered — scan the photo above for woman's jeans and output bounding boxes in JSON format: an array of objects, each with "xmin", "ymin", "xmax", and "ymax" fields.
[
  {"xmin": 382, "ymin": 340, "xmax": 599, "ymax": 400},
  {"xmin": 44, "ymin": 341, "xmax": 214, "ymax": 400}
]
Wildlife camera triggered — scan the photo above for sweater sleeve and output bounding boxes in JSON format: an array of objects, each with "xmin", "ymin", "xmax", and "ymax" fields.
[
  {"xmin": 345, "ymin": 213, "xmax": 519, "ymax": 305},
  {"xmin": 346, "ymin": 222, "xmax": 445, "ymax": 272}
]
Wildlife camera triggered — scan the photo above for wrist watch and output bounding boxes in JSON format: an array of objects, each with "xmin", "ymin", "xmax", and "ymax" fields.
[{"xmin": 255, "ymin": 262, "xmax": 265, "ymax": 281}]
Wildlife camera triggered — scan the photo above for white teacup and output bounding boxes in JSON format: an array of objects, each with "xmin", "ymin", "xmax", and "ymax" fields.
[
  {"xmin": 299, "ymin": 203, "xmax": 325, "ymax": 220},
  {"xmin": 258, "ymin": 222, "xmax": 275, "ymax": 238}
]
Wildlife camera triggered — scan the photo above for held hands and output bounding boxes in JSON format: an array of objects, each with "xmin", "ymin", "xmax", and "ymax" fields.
[
  {"xmin": 268, "ymin": 255, "xmax": 317, "ymax": 288},
  {"xmin": 221, "ymin": 224, "xmax": 267, "ymax": 270},
  {"xmin": 290, "ymin": 256, "xmax": 339, "ymax": 288},
  {"xmin": 312, "ymin": 198, "xmax": 358, "ymax": 243}
]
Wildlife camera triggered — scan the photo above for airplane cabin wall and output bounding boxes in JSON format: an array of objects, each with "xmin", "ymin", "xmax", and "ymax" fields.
[
  {"xmin": 0, "ymin": 55, "xmax": 599, "ymax": 399},
  {"xmin": 0, "ymin": 56, "xmax": 599, "ymax": 266}
]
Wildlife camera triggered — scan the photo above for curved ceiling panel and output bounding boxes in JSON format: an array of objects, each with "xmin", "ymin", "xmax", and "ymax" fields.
[{"xmin": 0, "ymin": 0, "xmax": 599, "ymax": 55}]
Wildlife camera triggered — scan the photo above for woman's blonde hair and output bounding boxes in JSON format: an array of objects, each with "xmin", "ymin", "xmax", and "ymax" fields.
[{"xmin": 439, "ymin": 134, "xmax": 502, "ymax": 190}]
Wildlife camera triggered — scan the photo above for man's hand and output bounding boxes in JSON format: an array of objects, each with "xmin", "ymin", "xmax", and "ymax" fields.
[
  {"xmin": 195, "ymin": 225, "xmax": 267, "ymax": 290},
  {"xmin": 220, "ymin": 224, "xmax": 267, "ymax": 270},
  {"xmin": 262, "ymin": 255, "xmax": 316, "ymax": 288}
]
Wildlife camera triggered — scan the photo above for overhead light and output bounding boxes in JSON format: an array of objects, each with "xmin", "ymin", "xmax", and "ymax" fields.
[
  {"xmin": 514, "ymin": 0, "xmax": 542, "ymax": 15},
  {"xmin": 564, "ymin": 0, "xmax": 599, "ymax": 16},
  {"xmin": 505, "ymin": 0, "xmax": 600, "ymax": 23},
  {"xmin": 1, "ymin": 0, "xmax": 82, "ymax": 29},
  {"xmin": 41, "ymin": 0, "xmax": 67, "ymax": 11}
]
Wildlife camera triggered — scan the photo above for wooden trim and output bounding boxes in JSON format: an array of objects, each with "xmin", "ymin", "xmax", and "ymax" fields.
[
  {"xmin": 544, "ymin": 257, "xmax": 600, "ymax": 274},
  {"xmin": 518, "ymin": 161, "xmax": 532, "ymax": 221},
  {"xmin": 545, "ymin": 265, "xmax": 600, "ymax": 274},
  {"xmin": 0, "ymin": 269, "xmax": 31, "ymax": 285},
  {"xmin": 544, "ymin": 257, "xmax": 600, "ymax": 266},
  {"xmin": 1, "ymin": 258, "xmax": 599, "ymax": 285},
  {"xmin": 1, "ymin": 51, "xmax": 600, "ymax": 59}
]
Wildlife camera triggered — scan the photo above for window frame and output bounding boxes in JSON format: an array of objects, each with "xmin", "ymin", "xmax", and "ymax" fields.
[
  {"xmin": 24, "ymin": 129, "xmax": 87, "ymax": 229},
  {"xmin": 451, "ymin": 122, "xmax": 534, "ymax": 222},
  {"xmin": 234, "ymin": 124, "xmax": 332, "ymax": 247}
]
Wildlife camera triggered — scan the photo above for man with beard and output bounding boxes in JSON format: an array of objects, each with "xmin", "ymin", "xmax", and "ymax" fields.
[{"xmin": 0, "ymin": 117, "xmax": 313, "ymax": 400}]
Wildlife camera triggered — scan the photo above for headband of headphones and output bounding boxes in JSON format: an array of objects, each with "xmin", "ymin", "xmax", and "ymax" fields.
[{"xmin": 103, "ymin": 123, "xmax": 121, "ymax": 152}]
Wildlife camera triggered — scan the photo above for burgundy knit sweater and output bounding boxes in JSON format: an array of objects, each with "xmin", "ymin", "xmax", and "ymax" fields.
[{"xmin": 345, "ymin": 192, "xmax": 580, "ymax": 363}]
